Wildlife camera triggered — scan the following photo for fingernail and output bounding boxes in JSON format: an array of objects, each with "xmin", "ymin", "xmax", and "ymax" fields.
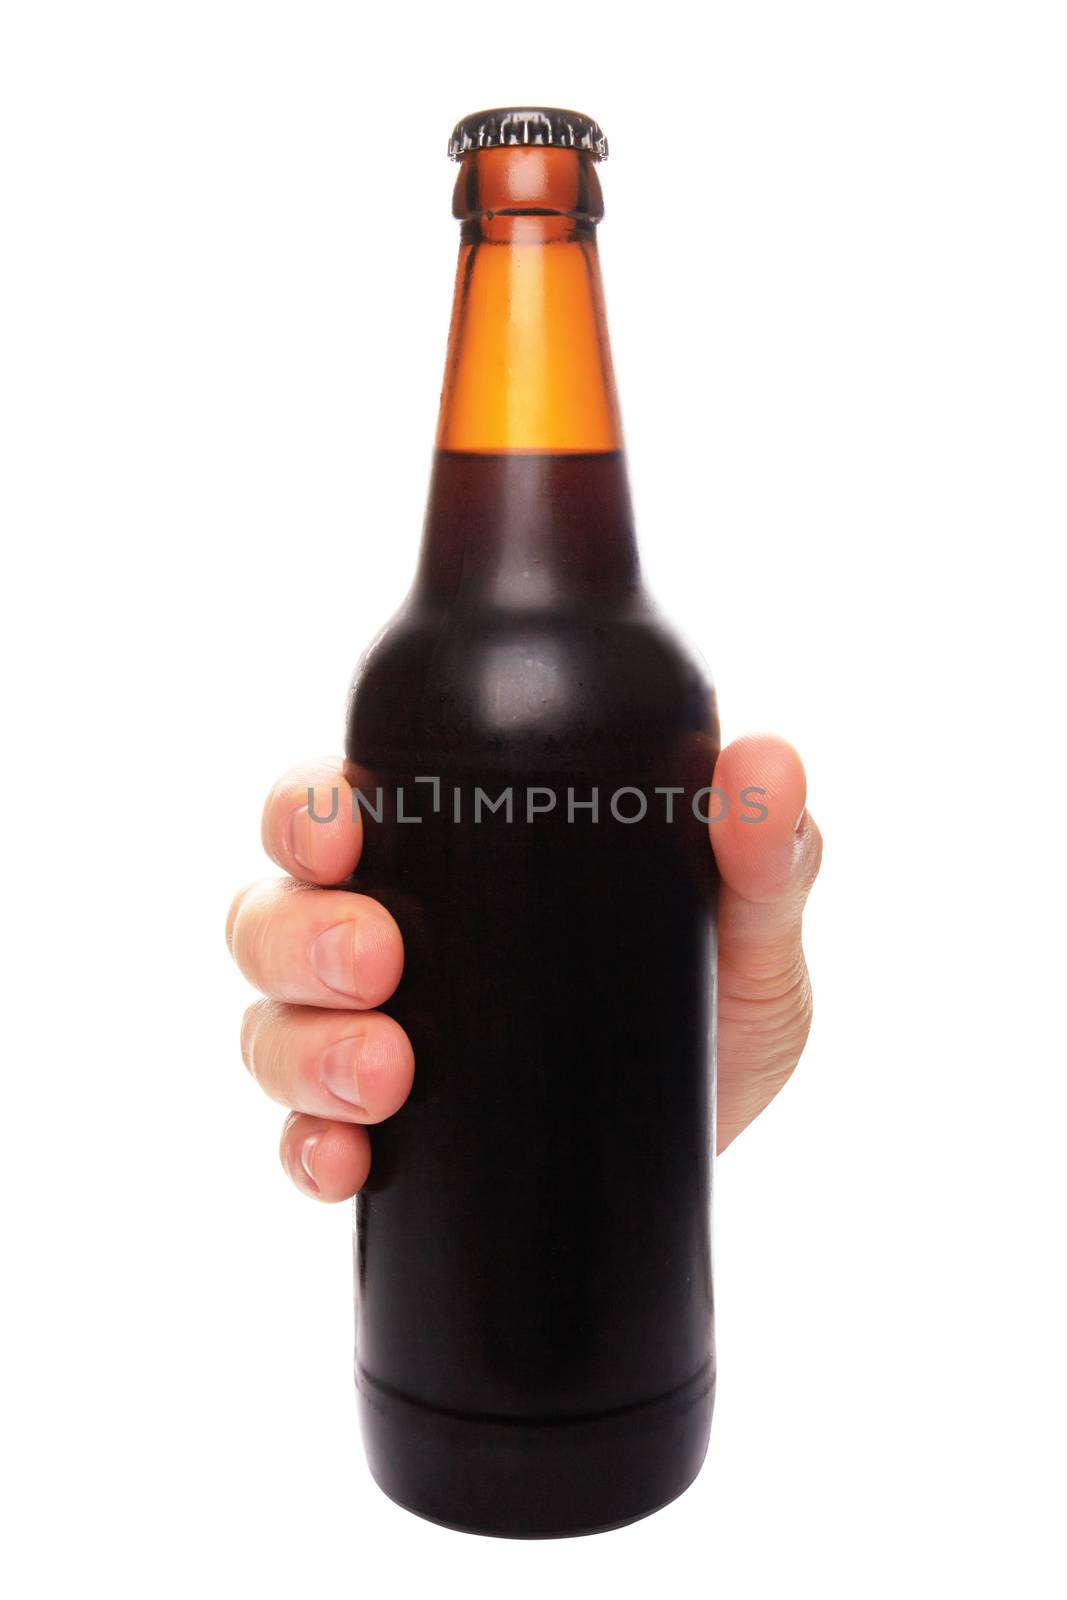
[
  {"xmin": 795, "ymin": 807, "xmax": 807, "ymax": 837},
  {"xmin": 310, "ymin": 922, "xmax": 362, "ymax": 999},
  {"xmin": 321, "ymin": 1037, "xmax": 367, "ymax": 1112},
  {"xmin": 287, "ymin": 806, "xmax": 314, "ymax": 873},
  {"xmin": 299, "ymin": 1133, "xmax": 321, "ymax": 1191}
]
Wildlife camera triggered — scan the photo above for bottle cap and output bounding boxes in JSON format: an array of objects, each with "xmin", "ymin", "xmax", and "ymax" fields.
[{"xmin": 448, "ymin": 107, "xmax": 608, "ymax": 162}]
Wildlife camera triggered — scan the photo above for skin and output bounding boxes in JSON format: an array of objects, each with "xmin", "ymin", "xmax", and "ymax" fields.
[{"xmin": 227, "ymin": 734, "xmax": 821, "ymax": 1199}]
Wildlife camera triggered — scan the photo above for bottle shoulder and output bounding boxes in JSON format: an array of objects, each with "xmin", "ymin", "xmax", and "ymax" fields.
[{"xmin": 347, "ymin": 597, "xmax": 717, "ymax": 772}]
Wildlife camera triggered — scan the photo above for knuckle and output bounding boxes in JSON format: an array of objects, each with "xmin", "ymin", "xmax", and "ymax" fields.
[
  {"xmin": 720, "ymin": 957, "xmax": 813, "ymax": 1084},
  {"xmin": 245, "ymin": 893, "xmax": 274, "ymax": 980},
  {"xmin": 239, "ymin": 1001, "xmax": 263, "ymax": 1077},
  {"xmin": 240, "ymin": 999, "xmax": 284, "ymax": 1084},
  {"xmin": 237, "ymin": 880, "xmax": 295, "ymax": 989},
  {"xmin": 720, "ymin": 944, "xmax": 808, "ymax": 1002},
  {"xmin": 260, "ymin": 784, "xmax": 284, "ymax": 856},
  {"xmin": 225, "ymin": 882, "xmax": 253, "ymax": 954},
  {"xmin": 258, "ymin": 1004, "xmax": 303, "ymax": 1103},
  {"xmin": 227, "ymin": 880, "xmax": 274, "ymax": 978},
  {"xmin": 279, "ymin": 1111, "xmax": 302, "ymax": 1166}
]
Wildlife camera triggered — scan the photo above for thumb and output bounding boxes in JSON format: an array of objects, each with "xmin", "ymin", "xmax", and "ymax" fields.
[{"xmin": 710, "ymin": 734, "xmax": 822, "ymax": 1149}]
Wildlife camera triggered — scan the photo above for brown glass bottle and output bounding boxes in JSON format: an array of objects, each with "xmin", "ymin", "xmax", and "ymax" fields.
[{"xmin": 345, "ymin": 109, "xmax": 719, "ymax": 1537}]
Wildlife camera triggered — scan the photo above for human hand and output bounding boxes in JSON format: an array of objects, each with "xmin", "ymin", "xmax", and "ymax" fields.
[{"xmin": 226, "ymin": 734, "xmax": 820, "ymax": 1197}]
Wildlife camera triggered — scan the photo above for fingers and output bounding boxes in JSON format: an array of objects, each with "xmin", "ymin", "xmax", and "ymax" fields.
[
  {"xmin": 711, "ymin": 734, "xmax": 822, "ymax": 1151},
  {"xmin": 261, "ymin": 758, "xmax": 363, "ymax": 886},
  {"xmin": 280, "ymin": 1112, "xmax": 371, "ymax": 1202},
  {"xmin": 226, "ymin": 879, "xmax": 403, "ymax": 1009},
  {"xmin": 242, "ymin": 1001, "xmax": 415, "ymax": 1124},
  {"xmin": 234, "ymin": 758, "xmax": 410, "ymax": 1202}
]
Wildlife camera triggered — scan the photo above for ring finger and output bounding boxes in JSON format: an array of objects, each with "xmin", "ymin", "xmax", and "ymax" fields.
[{"xmin": 242, "ymin": 1000, "xmax": 415, "ymax": 1124}]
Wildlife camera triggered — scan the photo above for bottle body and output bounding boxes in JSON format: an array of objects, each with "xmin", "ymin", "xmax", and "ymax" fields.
[
  {"xmin": 344, "ymin": 120, "xmax": 718, "ymax": 1534},
  {"xmin": 346, "ymin": 453, "xmax": 718, "ymax": 1536}
]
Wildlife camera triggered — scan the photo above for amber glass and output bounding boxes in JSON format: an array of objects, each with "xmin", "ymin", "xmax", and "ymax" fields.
[
  {"xmin": 346, "ymin": 136, "xmax": 719, "ymax": 1539},
  {"xmin": 437, "ymin": 147, "xmax": 622, "ymax": 453}
]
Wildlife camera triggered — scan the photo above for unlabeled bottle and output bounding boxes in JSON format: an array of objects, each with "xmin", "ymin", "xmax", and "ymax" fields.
[{"xmin": 345, "ymin": 106, "xmax": 719, "ymax": 1537}]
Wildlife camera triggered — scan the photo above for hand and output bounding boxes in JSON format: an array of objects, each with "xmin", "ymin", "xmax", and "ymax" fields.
[{"xmin": 226, "ymin": 735, "xmax": 821, "ymax": 1198}]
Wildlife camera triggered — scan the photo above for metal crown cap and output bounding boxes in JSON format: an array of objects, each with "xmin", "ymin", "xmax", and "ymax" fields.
[{"xmin": 448, "ymin": 107, "xmax": 608, "ymax": 162}]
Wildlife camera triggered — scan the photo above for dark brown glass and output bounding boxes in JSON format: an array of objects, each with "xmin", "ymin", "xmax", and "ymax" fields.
[{"xmin": 344, "ymin": 134, "xmax": 719, "ymax": 1537}]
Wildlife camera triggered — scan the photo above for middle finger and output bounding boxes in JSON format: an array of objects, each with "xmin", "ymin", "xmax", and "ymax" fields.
[
  {"xmin": 227, "ymin": 879, "xmax": 404, "ymax": 1008},
  {"xmin": 242, "ymin": 1001, "xmax": 415, "ymax": 1123}
]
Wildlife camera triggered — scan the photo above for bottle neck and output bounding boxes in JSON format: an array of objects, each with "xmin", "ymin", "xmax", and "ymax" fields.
[
  {"xmin": 436, "ymin": 146, "xmax": 623, "ymax": 453},
  {"xmin": 418, "ymin": 147, "xmax": 638, "ymax": 607}
]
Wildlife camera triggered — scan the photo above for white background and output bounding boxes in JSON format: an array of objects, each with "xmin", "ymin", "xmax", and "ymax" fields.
[{"xmin": 2, "ymin": 2, "xmax": 1065, "ymax": 1595}]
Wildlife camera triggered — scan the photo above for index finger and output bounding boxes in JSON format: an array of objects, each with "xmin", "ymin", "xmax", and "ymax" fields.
[{"xmin": 261, "ymin": 757, "xmax": 364, "ymax": 885}]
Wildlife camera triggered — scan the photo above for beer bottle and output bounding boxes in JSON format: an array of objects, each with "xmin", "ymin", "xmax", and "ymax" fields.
[{"xmin": 345, "ymin": 107, "xmax": 719, "ymax": 1536}]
